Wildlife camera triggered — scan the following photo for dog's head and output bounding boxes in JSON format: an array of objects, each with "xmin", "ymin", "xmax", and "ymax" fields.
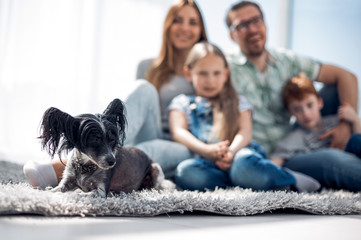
[{"xmin": 39, "ymin": 99, "xmax": 127, "ymax": 169}]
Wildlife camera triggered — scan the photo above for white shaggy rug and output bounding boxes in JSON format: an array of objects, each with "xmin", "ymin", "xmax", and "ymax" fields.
[{"xmin": 0, "ymin": 160, "xmax": 360, "ymax": 217}]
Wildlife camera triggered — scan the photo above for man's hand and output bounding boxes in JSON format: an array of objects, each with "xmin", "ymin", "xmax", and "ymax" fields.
[
  {"xmin": 338, "ymin": 103, "xmax": 358, "ymax": 123},
  {"xmin": 318, "ymin": 121, "xmax": 351, "ymax": 149}
]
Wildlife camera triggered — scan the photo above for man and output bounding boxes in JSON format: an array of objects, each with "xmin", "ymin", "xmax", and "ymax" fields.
[{"xmin": 225, "ymin": 1, "xmax": 360, "ymax": 191}]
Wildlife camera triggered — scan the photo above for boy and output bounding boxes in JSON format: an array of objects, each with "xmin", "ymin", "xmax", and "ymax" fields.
[{"xmin": 271, "ymin": 73, "xmax": 361, "ymax": 167}]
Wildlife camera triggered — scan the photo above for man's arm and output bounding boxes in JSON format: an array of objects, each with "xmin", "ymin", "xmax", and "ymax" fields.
[
  {"xmin": 317, "ymin": 64, "xmax": 358, "ymax": 149},
  {"xmin": 317, "ymin": 64, "xmax": 358, "ymax": 109}
]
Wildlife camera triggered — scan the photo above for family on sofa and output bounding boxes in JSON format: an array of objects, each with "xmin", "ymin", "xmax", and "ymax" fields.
[{"xmin": 24, "ymin": 0, "xmax": 361, "ymax": 193}]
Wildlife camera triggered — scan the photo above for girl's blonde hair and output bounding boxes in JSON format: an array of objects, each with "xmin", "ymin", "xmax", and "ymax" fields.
[
  {"xmin": 146, "ymin": 0, "xmax": 208, "ymax": 91},
  {"xmin": 185, "ymin": 42, "xmax": 240, "ymax": 141}
]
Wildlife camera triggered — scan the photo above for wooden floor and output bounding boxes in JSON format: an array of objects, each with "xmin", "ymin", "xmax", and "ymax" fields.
[{"xmin": 1, "ymin": 212, "xmax": 361, "ymax": 240}]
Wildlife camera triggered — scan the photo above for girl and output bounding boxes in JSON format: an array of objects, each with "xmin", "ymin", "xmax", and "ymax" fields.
[
  {"xmin": 24, "ymin": 0, "xmax": 208, "ymax": 188},
  {"xmin": 169, "ymin": 42, "xmax": 320, "ymax": 192}
]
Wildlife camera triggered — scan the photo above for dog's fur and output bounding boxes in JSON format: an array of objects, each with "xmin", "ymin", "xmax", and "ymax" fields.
[{"xmin": 39, "ymin": 98, "xmax": 174, "ymax": 197}]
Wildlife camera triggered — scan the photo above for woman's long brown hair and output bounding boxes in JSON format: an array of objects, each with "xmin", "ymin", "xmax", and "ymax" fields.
[
  {"xmin": 146, "ymin": 0, "xmax": 208, "ymax": 91},
  {"xmin": 185, "ymin": 42, "xmax": 240, "ymax": 141}
]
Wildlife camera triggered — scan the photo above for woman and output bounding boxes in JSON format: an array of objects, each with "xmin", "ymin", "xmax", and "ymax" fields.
[
  {"xmin": 124, "ymin": 0, "xmax": 208, "ymax": 178},
  {"xmin": 24, "ymin": 0, "xmax": 208, "ymax": 188}
]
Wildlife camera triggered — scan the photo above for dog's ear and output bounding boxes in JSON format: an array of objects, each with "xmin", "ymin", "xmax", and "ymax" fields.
[
  {"xmin": 103, "ymin": 99, "xmax": 127, "ymax": 144},
  {"xmin": 39, "ymin": 107, "xmax": 78, "ymax": 158}
]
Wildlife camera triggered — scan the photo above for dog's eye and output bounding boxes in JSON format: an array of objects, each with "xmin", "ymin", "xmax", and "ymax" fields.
[
  {"xmin": 107, "ymin": 130, "xmax": 117, "ymax": 139},
  {"xmin": 88, "ymin": 134, "xmax": 103, "ymax": 146}
]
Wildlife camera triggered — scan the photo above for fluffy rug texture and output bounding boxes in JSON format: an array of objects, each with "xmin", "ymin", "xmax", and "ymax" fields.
[{"xmin": 1, "ymin": 160, "xmax": 360, "ymax": 217}]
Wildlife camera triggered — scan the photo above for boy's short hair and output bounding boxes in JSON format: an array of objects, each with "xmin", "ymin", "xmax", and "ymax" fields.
[{"xmin": 282, "ymin": 73, "xmax": 320, "ymax": 109}]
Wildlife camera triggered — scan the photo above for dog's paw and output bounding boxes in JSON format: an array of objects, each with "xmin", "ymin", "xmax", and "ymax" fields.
[
  {"xmin": 81, "ymin": 188, "xmax": 107, "ymax": 198},
  {"xmin": 94, "ymin": 188, "xmax": 107, "ymax": 198},
  {"xmin": 48, "ymin": 184, "xmax": 71, "ymax": 193},
  {"xmin": 48, "ymin": 186, "xmax": 62, "ymax": 192}
]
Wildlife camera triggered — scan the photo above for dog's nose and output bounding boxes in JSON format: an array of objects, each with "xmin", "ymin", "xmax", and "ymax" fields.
[{"xmin": 107, "ymin": 158, "xmax": 116, "ymax": 167}]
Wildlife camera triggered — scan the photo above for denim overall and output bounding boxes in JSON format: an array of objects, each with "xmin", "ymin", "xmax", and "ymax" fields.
[{"xmin": 188, "ymin": 95, "xmax": 216, "ymax": 144}]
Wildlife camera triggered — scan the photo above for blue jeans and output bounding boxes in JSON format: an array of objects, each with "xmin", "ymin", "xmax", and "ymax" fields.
[
  {"xmin": 175, "ymin": 142, "xmax": 296, "ymax": 191},
  {"xmin": 284, "ymin": 148, "xmax": 361, "ymax": 192},
  {"xmin": 122, "ymin": 80, "xmax": 192, "ymax": 179},
  {"xmin": 345, "ymin": 133, "xmax": 361, "ymax": 158}
]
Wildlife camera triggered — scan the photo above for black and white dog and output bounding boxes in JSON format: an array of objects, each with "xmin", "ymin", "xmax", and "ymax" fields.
[{"xmin": 39, "ymin": 98, "xmax": 174, "ymax": 197}]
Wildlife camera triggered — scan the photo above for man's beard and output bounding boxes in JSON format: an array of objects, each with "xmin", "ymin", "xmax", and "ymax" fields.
[
  {"xmin": 245, "ymin": 33, "xmax": 266, "ymax": 57},
  {"xmin": 248, "ymin": 47, "xmax": 265, "ymax": 57}
]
